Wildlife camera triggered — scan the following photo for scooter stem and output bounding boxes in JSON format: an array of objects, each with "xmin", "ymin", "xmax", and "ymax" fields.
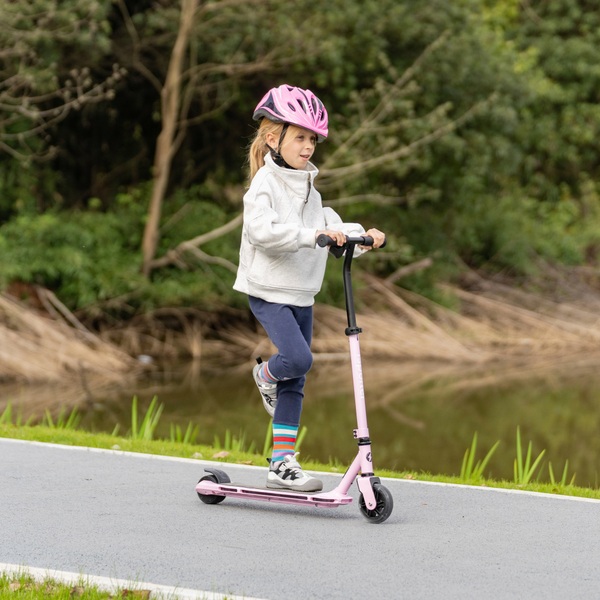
[
  {"xmin": 342, "ymin": 242, "xmax": 371, "ymax": 455},
  {"xmin": 342, "ymin": 246, "xmax": 360, "ymax": 335}
]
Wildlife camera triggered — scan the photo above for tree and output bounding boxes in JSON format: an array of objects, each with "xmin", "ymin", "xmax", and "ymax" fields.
[
  {"xmin": 114, "ymin": 0, "xmax": 294, "ymax": 276},
  {"xmin": 0, "ymin": 0, "xmax": 123, "ymax": 162}
]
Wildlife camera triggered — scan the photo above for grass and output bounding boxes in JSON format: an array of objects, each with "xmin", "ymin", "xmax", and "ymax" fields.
[
  {"xmin": 1, "ymin": 422, "xmax": 600, "ymax": 500},
  {"xmin": 514, "ymin": 426, "xmax": 546, "ymax": 485},
  {"xmin": 130, "ymin": 395, "xmax": 163, "ymax": 441},
  {"xmin": 1, "ymin": 399, "xmax": 598, "ymax": 499},
  {"xmin": 459, "ymin": 432, "xmax": 500, "ymax": 482},
  {"xmin": 1, "ymin": 572, "xmax": 130, "ymax": 599},
  {"xmin": 0, "ymin": 570, "xmax": 231, "ymax": 599},
  {"xmin": 0, "ymin": 573, "xmax": 111, "ymax": 599}
]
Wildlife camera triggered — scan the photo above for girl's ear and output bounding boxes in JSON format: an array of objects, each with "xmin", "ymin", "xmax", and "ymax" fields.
[{"xmin": 265, "ymin": 131, "xmax": 278, "ymax": 148}]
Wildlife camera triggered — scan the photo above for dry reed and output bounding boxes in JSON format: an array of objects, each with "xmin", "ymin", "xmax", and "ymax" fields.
[
  {"xmin": 0, "ymin": 293, "xmax": 138, "ymax": 384},
  {"xmin": 5, "ymin": 264, "xmax": 600, "ymax": 416}
]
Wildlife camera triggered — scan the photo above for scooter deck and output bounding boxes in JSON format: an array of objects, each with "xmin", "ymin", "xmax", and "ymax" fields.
[{"xmin": 196, "ymin": 480, "xmax": 353, "ymax": 508}]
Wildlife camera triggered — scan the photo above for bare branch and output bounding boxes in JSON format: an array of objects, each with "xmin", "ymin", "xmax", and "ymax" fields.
[
  {"xmin": 324, "ymin": 31, "xmax": 450, "ymax": 169},
  {"xmin": 385, "ymin": 258, "xmax": 434, "ymax": 284},
  {"xmin": 153, "ymin": 245, "xmax": 238, "ymax": 273},
  {"xmin": 320, "ymin": 93, "xmax": 498, "ymax": 189},
  {"xmin": 149, "ymin": 213, "xmax": 243, "ymax": 272},
  {"xmin": 115, "ymin": 0, "xmax": 163, "ymax": 93}
]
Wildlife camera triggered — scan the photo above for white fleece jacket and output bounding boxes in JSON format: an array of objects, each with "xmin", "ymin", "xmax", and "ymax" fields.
[{"xmin": 233, "ymin": 153, "xmax": 364, "ymax": 306}]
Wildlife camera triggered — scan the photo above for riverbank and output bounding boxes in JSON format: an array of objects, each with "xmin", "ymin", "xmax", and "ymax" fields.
[
  {"xmin": 4, "ymin": 266, "xmax": 600, "ymax": 435},
  {"xmin": 3, "ymin": 265, "xmax": 600, "ymax": 383}
]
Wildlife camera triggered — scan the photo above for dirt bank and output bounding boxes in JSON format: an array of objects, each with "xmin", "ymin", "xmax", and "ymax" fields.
[{"xmin": 2, "ymin": 264, "xmax": 600, "ymax": 412}]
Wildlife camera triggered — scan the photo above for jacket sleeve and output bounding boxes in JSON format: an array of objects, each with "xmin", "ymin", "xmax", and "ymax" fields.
[{"xmin": 244, "ymin": 184, "xmax": 316, "ymax": 254}]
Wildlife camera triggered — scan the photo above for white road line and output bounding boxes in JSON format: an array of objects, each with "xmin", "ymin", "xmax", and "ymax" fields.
[{"xmin": 0, "ymin": 563, "xmax": 268, "ymax": 600}]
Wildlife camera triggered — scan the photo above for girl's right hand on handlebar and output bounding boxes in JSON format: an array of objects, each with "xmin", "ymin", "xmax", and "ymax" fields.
[
  {"xmin": 316, "ymin": 230, "xmax": 346, "ymax": 246},
  {"xmin": 362, "ymin": 228, "xmax": 386, "ymax": 250}
]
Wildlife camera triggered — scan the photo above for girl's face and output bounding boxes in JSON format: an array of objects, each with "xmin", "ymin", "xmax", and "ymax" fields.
[{"xmin": 267, "ymin": 126, "xmax": 317, "ymax": 170}]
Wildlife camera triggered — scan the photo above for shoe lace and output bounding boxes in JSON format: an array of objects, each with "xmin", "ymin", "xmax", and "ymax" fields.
[{"xmin": 283, "ymin": 452, "xmax": 303, "ymax": 471}]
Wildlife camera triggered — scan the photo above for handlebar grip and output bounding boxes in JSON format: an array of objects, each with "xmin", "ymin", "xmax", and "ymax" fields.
[
  {"xmin": 316, "ymin": 234, "xmax": 344, "ymax": 258},
  {"xmin": 317, "ymin": 234, "xmax": 335, "ymax": 248},
  {"xmin": 317, "ymin": 233, "xmax": 387, "ymax": 249}
]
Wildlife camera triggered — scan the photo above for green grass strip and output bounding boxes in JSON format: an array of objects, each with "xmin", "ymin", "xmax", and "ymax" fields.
[{"xmin": 2, "ymin": 424, "xmax": 599, "ymax": 501}]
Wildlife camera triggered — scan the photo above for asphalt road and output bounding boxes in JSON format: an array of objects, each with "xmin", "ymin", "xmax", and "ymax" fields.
[{"xmin": 1, "ymin": 438, "xmax": 599, "ymax": 599}]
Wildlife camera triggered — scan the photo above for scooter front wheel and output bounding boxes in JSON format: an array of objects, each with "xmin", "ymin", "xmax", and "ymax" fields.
[
  {"xmin": 359, "ymin": 483, "xmax": 393, "ymax": 524},
  {"xmin": 197, "ymin": 474, "xmax": 226, "ymax": 505}
]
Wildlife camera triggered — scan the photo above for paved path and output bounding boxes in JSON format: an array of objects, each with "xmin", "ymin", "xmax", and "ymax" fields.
[{"xmin": 1, "ymin": 438, "xmax": 599, "ymax": 599}]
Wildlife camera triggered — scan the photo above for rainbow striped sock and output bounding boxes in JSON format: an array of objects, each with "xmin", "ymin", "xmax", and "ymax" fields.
[
  {"xmin": 259, "ymin": 361, "xmax": 278, "ymax": 384},
  {"xmin": 271, "ymin": 423, "xmax": 298, "ymax": 463}
]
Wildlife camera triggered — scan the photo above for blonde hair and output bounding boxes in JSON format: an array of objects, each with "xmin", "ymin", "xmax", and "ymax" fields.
[{"xmin": 247, "ymin": 119, "xmax": 312, "ymax": 181}]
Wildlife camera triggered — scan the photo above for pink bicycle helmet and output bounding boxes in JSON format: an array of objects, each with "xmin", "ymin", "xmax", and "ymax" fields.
[{"xmin": 253, "ymin": 84, "xmax": 328, "ymax": 141}]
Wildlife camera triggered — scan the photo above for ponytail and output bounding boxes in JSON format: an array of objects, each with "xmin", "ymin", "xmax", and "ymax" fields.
[{"xmin": 247, "ymin": 119, "xmax": 284, "ymax": 181}]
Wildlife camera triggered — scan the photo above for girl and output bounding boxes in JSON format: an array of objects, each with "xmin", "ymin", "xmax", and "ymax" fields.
[{"xmin": 233, "ymin": 84, "xmax": 385, "ymax": 492}]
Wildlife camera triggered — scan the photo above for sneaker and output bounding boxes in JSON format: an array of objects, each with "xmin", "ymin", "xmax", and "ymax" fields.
[
  {"xmin": 253, "ymin": 362, "xmax": 277, "ymax": 417},
  {"xmin": 267, "ymin": 453, "xmax": 323, "ymax": 492}
]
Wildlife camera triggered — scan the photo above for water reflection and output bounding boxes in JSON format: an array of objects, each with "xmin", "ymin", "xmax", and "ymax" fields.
[{"xmin": 3, "ymin": 357, "xmax": 600, "ymax": 488}]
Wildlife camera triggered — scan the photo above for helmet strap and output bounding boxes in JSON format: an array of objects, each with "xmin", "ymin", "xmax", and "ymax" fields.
[{"xmin": 267, "ymin": 123, "xmax": 295, "ymax": 169}]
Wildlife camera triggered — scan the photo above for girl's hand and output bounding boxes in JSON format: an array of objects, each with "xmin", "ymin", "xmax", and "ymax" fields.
[
  {"xmin": 316, "ymin": 230, "xmax": 346, "ymax": 246},
  {"xmin": 362, "ymin": 228, "xmax": 386, "ymax": 250}
]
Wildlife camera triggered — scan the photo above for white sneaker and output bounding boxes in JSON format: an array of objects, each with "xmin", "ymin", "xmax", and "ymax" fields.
[
  {"xmin": 267, "ymin": 453, "xmax": 323, "ymax": 492},
  {"xmin": 253, "ymin": 362, "xmax": 277, "ymax": 417}
]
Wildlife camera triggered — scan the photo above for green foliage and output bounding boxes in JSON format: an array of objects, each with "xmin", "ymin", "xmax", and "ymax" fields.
[
  {"xmin": 0, "ymin": 572, "xmax": 116, "ymax": 599},
  {"xmin": 0, "ymin": 0, "xmax": 115, "ymax": 161},
  {"xmin": 0, "ymin": 184, "xmax": 243, "ymax": 312},
  {"xmin": 262, "ymin": 419, "xmax": 273, "ymax": 457},
  {"xmin": 213, "ymin": 429, "xmax": 257, "ymax": 454},
  {"xmin": 1, "ymin": 413, "xmax": 587, "ymax": 496},
  {"xmin": 0, "ymin": 403, "xmax": 31, "ymax": 427},
  {"xmin": 169, "ymin": 421, "xmax": 199, "ymax": 445},
  {"xmin": 455, "ymin": 428, "xmax": 576, "ymax": 489},
  {"xmin": 1, "ymin": 0, "xmax": 600, "ymax": 313},
  {"xmin": 548, "ymin": 460, "xmax": 576, "ymax": 487},
  {"xmin": 514, "ymin": 426, "xmax": 546, "ymax": 485},
  {"xmin": 459, "ymin": 432, "xmax": 500, "ymax": 482},
  {"xmin": 42, "ymin": 407, "xmax": 81, "ymax": 430},
  {"xmin": 130, "ymin": 395, "xmax": 163, "ymax": 441},
  {"xmin": 0, "ymin": 207, "xmax": 145, "ymax": 308}
]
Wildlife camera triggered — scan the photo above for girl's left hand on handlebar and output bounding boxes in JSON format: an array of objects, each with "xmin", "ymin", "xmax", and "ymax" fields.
[{"xmin": 362, "ymin": 228, "xmax": 386, "ymax": 250}]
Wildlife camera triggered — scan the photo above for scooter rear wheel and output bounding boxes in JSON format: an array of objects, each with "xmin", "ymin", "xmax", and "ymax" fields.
[
  {"xmin": 359, "ymin": 483, "xmax": 393, "ymax": 524},
  {"xmin": 197, "ymin": 474, "xmax": 226, "ymax": 504}
]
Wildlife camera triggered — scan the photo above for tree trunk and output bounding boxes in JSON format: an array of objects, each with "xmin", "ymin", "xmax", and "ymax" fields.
[{"xmin": 141, "ymin": 0, "xmax": 198, "ymax": 277}]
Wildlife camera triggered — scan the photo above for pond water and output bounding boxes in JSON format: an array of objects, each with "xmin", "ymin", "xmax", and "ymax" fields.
[{"xmin": 64, "ymin": 356, "xmax": 600, "ymax": 489}]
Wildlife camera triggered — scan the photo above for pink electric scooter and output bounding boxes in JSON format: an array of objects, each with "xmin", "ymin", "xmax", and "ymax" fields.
[{"xmin": 195, "ymin": 234, "xmax": 393, "ymax": 523}]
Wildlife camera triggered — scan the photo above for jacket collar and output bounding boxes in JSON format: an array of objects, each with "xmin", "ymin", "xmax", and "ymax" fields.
[{"xmin": 264, "ymin": 152, "xmax": 318, "ymax": 197}]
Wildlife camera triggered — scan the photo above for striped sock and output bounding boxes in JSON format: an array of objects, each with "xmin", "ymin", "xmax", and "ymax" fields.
[
  {"xmin": 271, "ymin": 423, "xmax": 298, "ymax": 463},
  {"xmin": 259, "ymin": 361, "xmax": 278, "ymax": 384}
]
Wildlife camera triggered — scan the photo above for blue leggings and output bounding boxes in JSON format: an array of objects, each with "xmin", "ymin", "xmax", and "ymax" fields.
[{"xmin": 249, "ymin": 296, "xmax": 313, "ymax": 427}]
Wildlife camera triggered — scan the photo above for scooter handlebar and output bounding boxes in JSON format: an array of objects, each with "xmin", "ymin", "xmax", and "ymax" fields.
[{"xmin": 316, "ymin": 233, "xmax": 387, "ymax": 251}]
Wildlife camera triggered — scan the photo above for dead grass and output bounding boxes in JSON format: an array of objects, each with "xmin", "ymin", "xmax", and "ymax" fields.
[
  {"xmin": 0, "ymin": 293, "xmax": 138, "ymax": 385},
  {"xmin": 3, "ymin": 265, "xmax": 600, "ymax": 405}
]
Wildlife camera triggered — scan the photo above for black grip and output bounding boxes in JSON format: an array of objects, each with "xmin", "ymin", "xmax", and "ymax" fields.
[
  {"xmin": 317, "ymin": 234, "xmax": 335, "ymax": 247},
  {"xmin": 360, "ymin": 235, "xmax": 388, "ymax": 248},
  {"xmin": 318, "ymin": 234, "xmax": 387, "ymax": 247}
]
